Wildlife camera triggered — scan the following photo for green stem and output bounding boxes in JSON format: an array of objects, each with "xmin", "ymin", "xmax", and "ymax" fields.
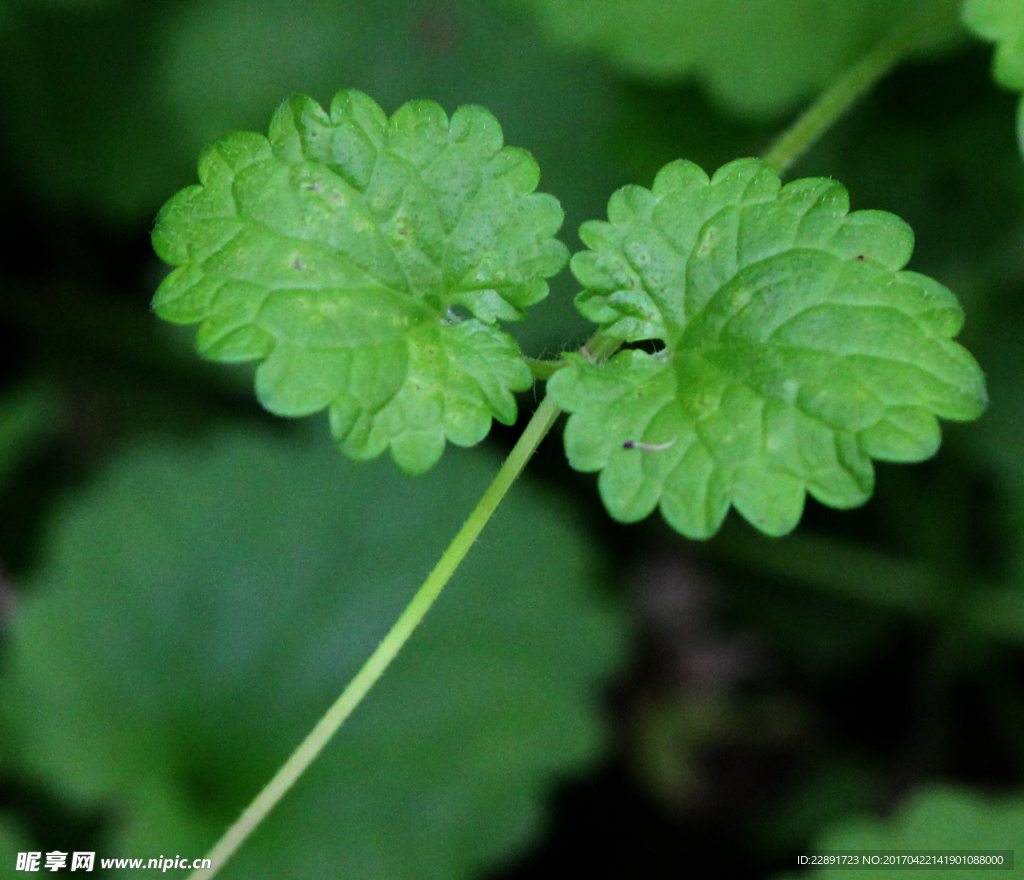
[
  {"xmin": 761, "ymin": 8, "xmax": 942, "ymax": 176},
  {"xmin": 189, "ymin": 331, "xmax": 621, "ymax": 879}
]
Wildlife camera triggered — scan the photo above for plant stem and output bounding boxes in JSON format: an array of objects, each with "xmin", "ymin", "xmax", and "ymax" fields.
[
  {"xmin": 761, "ymin": 8, "xmax": 944, "ymax": 176},
  {"xmin": 189, "ymin": 331, "xmax": 621, "ymax": 879}
]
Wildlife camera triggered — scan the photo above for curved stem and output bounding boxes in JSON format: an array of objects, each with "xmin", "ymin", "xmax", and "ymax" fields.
[
  {"xmin": 189, "ymin": 331, "xmax": 621, "ymax": 879},
  {"xmin": 761, "ymin": 7, "xmax": 947, "ymax": 176}
]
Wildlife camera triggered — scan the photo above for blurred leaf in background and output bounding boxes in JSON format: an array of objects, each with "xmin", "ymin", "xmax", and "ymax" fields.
[
  {"xmin": 511, "ymin": 0, "xmax": 965, "ymax": 117},
  {"xmin": 963, "ymin": 0, "xmax": 1024, "ymax": 157},
  {"xmin": 0, "ymin": 427, "xmax": 626, "ymax": 878},
  {"xmin": 775, "ymin": 785, "xmax": 1024, "ymax": 879}
]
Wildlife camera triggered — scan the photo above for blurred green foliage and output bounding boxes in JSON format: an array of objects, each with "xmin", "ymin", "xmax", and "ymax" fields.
[
  {"xmin": 0, "ymin": 386, "xmax": 58, "ymax": 487},
  {"xmin": 776, "ymin": 786, "xmax": 1024, "ymax": 879},
  {"xmin": 512, "ymin": 0, "xmax": 965, "ymax": 116},
  {"xmin": 0, "ymin": 0, "xmax": 1023, "ymax": 877},
  {"xmin": 3, "ymin": 429, "xmax": 624, "ymax": 878},
  {"xmin": 963, "ymin": 0, "xmax": 1024, "ymax": 154}
]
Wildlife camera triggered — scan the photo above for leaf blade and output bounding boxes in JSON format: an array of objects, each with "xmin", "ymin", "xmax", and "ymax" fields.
[
  {"xmin": 153, "ymin": 90, "xmax": 569, "ymax": 473},
  {"xmin": 551, "ymin": 158, "xmax": 987, "ymax": 539}
]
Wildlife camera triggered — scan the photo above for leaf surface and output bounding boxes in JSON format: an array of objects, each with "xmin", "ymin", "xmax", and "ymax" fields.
[
  {"xmin": 964, "ymin": 0, "xmax": 1024, "ymax": 156},
  {"xmin": 1, "ymin": 428, "xmax": 625, "ymax": 879},
  {"xmin": 152, "ymin": 90, "xmax": 568, "ymax": 473},
  {"xmin": 549, "ymin": 158, "xmax": 986, "ymax": 538}
]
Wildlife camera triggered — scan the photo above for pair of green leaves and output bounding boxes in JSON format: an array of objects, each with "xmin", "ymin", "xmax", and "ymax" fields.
[{"xmin": 152, "ymin": 90, "xmax": 986, "ymax": 539}]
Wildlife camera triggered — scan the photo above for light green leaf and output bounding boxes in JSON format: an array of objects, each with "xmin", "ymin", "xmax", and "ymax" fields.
[
  {"xmin": 2, "ymin": 428, "xmax": 625, "ymax": 879},
  {"xmin": 774, "ymin": 785, "xmax": 1024, "ymax": 880},
  {"xmin": 549, "ymin": 158, "xmax": 986, "ymax": 539},
  {"xmin": 964, "ymin": 0, "xmax": 1024, "ymax": 156},
  {"xmin": 152, "ymin": 90, "xmax": 568, "ymax": 473},
  {"xmin": 514, "ymin": 0, "xmax": 964, "ymax": 117}
]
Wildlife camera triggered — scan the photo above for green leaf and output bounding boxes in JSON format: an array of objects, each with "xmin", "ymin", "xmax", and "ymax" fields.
[
  {"xmin": 152, "ymin": 90, "xmax": 568, "ymax": 473},
  {"xmin": 964, "ymin": 0, "xmax": 1024, "ymax": 156},
  {"xmin": 549, "ymin": 158, "xmax": 987, "ymax": 539},
  {"xmin": 515, "ymin": 0, "xmax": 964, "ymax": 117},
  {"xmin": 773, "ymin": 785, "xmax": 1024, "ymax": 880},
  {"xmin": 2, "ymin": 428, "xmax": 625, "ymax": 879}
]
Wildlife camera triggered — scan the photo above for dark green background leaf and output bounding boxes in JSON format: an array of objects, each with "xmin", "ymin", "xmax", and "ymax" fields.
[
  {"xmin": 2, "ymin": 427, "xmax": 626, "ymax": 879},
  {"xmin": 774, "ymin": 786, "xmax": 1024, "ymax": 879},
  {"xmin": 963, "ymin": 0, "xmax": 1024, "ymax": 156},
  {"xmin": 0, "ymin": 386, "xmax": 58, "ymax": 487},
  {"xmin": 514, "ymin": 0, "xmax": 964, "ymax": 117}
]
